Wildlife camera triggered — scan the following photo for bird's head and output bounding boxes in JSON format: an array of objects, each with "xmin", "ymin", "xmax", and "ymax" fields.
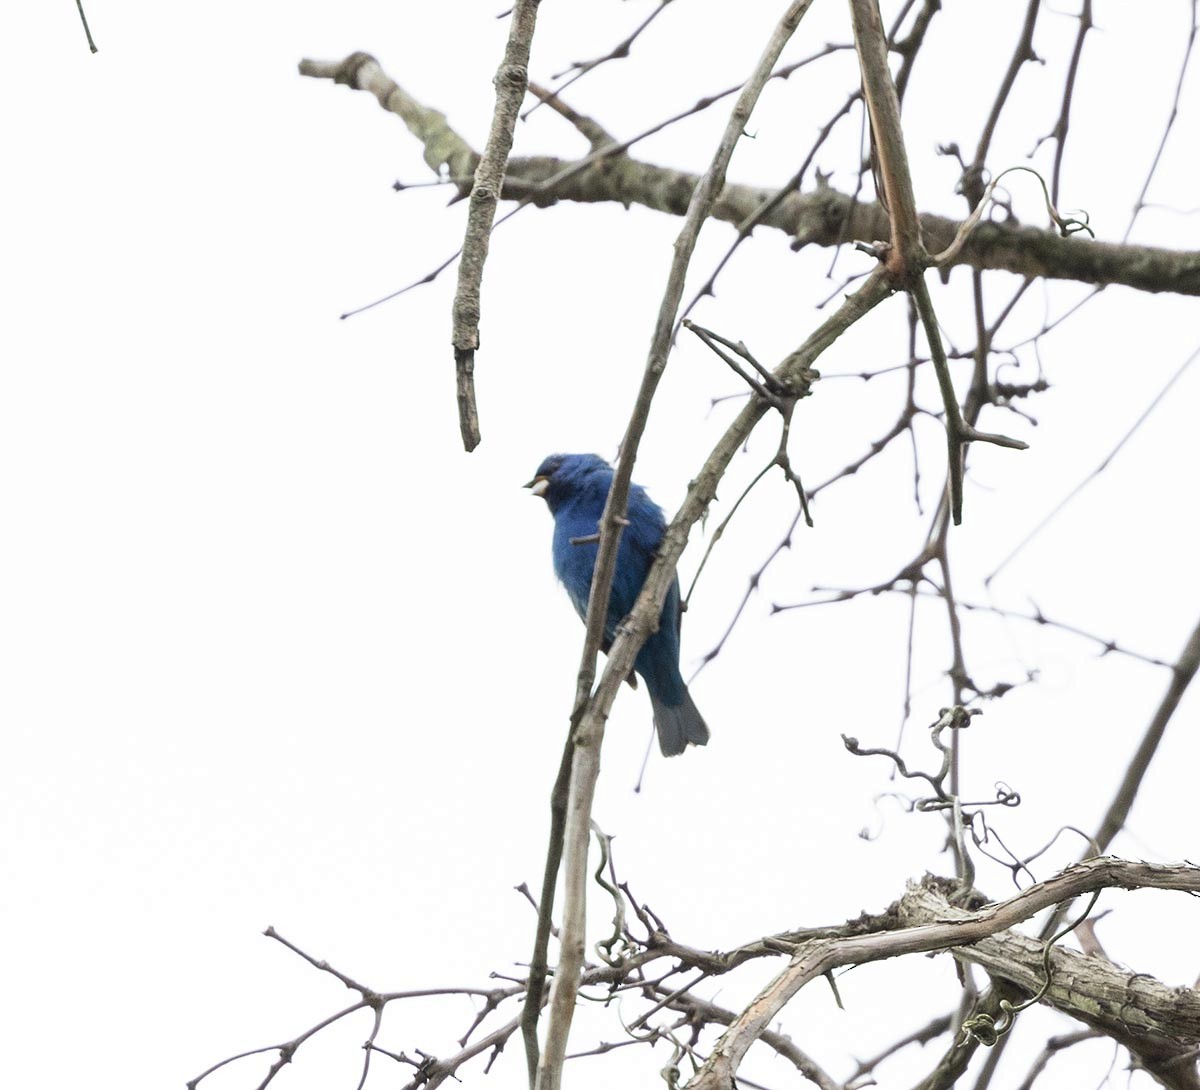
[{"xmin": 524, "ymin": 453, "xmax": 612, "ymax": 512}]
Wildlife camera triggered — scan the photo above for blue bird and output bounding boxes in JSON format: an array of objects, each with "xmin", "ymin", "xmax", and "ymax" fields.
[{"xmin": 526, "ymin": 453, "xmax": 709, "ymax": 757}]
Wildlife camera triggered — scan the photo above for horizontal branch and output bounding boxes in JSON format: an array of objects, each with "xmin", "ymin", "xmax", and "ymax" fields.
[
  {"xmin": 300, "ymin": 53, "xmax": 1200, "ymax": 296},
  {"xmin": 498, "ymin": 159, "xmax": 1200, "ymax": 296}
]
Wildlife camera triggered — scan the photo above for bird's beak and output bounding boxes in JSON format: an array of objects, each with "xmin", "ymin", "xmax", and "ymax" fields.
[{"xmin": 524, "ymin": 475, "xmax": 550, "ymax": 498}]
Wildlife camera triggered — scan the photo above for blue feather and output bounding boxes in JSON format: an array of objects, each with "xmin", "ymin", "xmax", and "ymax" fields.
[{"xmin": 527, "ymin": 454, "xmax": 710, "ymax": 756}]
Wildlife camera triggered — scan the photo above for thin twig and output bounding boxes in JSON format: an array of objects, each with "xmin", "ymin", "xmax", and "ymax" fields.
[
  {"xmin": 528, "ymin": 0, "xmax": 677, "ymax": 118},
  {"xmin": 75, "ymin": 0, "xmax": 98, "ymax": 52},
  {"xmin": 1125, "ymin": 0, "xmax": 1197, "ymax": 239},
  {"xmin": 988, "ymin": 341, "xmax": 1200, "ymax": 581},
  {"xmin": 964, "ymin": 0, "xmax": 1041, "ymax": 207},
  {"xmin": 1092, "ymin": 613, "xmax": 1200, "ymax": 853}
]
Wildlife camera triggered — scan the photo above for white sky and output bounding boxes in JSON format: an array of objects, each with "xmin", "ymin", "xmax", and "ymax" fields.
[{"xmin": 3, "ymin": 2, "xmax": 1198, "ymax": 1089}]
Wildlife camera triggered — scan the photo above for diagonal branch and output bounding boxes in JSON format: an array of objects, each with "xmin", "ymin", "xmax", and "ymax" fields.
[
  {"xmin": 1026, "ymin": 610, "xmax": 1200, "ymax": 973},
  {"xmin": 1094, "ymin": 612, "xmax": 1200, "ymax": 853},
  {"xmin": 298, "ymin": 53, "xmax": 478, "ymax": 189},
  {"xmin": 536, "ymin": 9, "xmax": 822, "ymax": 1088},
  {"xmin": 849, "ymin": 0, "xmax": 1025, "ymax": 524},
  {"xmin": 849, "ymin": 0, "xmax": 923, "ymax": 273}
]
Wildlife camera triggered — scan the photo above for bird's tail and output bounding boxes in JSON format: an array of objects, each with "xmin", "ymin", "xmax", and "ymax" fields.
[{"xmin": 649, "ymin": 687, "xmax": 710, "ymax": 757}]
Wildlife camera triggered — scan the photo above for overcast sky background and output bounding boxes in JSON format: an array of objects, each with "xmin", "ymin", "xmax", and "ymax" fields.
[{"xmin": 3, "ymin": 2, "xmax": 1198, "ymax": 1088}]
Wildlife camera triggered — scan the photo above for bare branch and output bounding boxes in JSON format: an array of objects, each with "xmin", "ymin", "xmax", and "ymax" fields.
[
  {"xmin": 964, "ymin": 0, "xmax": 1041, "ymax": 206},
  {"xmin": 901, "ymin": 882, "xmax": 1200, "ymax": 1089},
  {"xmin": 1126, "ymin": 0, "xmax": 1198, "ymax": 238},
  {"xmin": 849, "ymin": 0, "xmax": 924, "ymax": 273},
  {"xmin": 451, "ymin": 0, "xmax": 543, "ymax": 451},
  {"xmin": 75, "ymin": 0, "xmax": 98, "ymax": 53},
  {"xmin": 526, "ymin": 81, "xmax": 614, "ymax": 150},
  {"xmin": 298, "ymin": 54, "xmax": 478, "ymax": 182},
  {"xmin": 538, "ymin": 9, "xmax": 822, "ymax": 1087},
  {"xmin": 532, "ymin": 0, "xmax": 677, "ymax": 115},
  {"xmin": 1093, "ymin": 613, "xmax": 1200, "ymax": 852},
  {"xmin": 300, "ymin": 56, "xmax": 1200, "ymax": 296},
  {"xmin": 685, "ymin": 859, "xmax": 1200, "ymax": 1089},
  {"xmin": 1041, "ymin": 0, "xmax": 1094, "ymax": 206},
  {"xmin": 988, "ymin": 341, "xmax": 1200, "ymax": 581}
]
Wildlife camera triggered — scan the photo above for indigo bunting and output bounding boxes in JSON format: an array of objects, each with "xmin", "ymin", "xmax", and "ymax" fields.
[{"xmin": 526, "ymin": 453, "xmax": 709, "ymax": 756}]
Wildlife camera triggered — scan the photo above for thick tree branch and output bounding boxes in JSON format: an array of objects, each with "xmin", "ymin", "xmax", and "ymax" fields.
[
  {"xmin": 685, "ymin": 859, "xmax": 1200, "ymax": 1089},
  {"xmin": 299, "ymin": 54, "xmax": 1200, "ymax": 296},
  {"xmin": 901, "ymin": 882, "xmax": 1200, "ymax": 1090}
]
